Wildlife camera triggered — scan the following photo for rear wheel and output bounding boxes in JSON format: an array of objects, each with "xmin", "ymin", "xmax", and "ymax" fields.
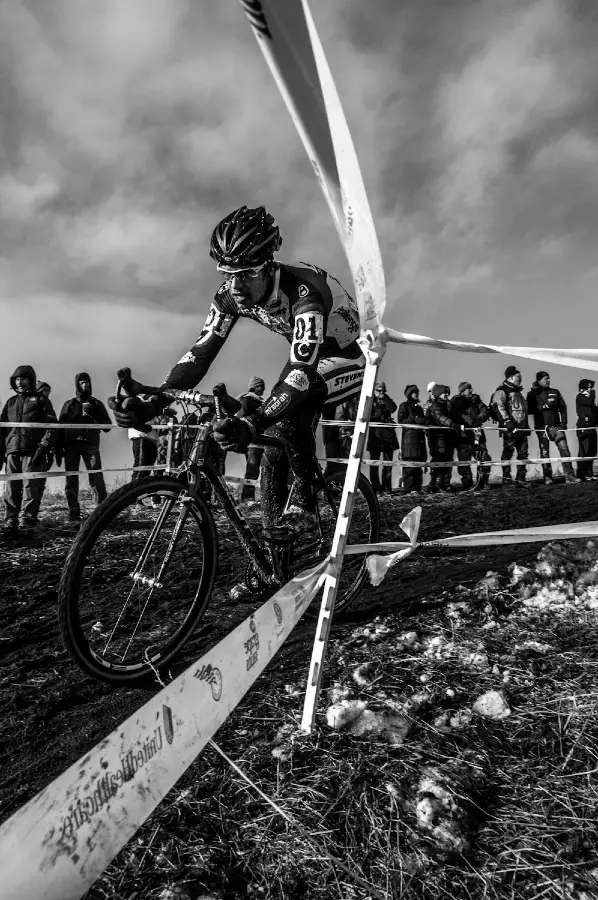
[
  {"xmin": 302, "ymin": 471, "xmax": 380, "ymax": 617},
  {"xmin": 58, "ymin": 477, "xmax": 218, "ymax": 685}
]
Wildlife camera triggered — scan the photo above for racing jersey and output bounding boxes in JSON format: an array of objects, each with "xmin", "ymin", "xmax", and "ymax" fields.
[{"xmin": 161, "ymin": 262, "xmax": 360, "ymax": 390}]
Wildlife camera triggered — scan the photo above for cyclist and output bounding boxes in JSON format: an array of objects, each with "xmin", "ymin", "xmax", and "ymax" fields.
[{"xmin": 110, "ymin": 206, "xmax": 365, "ymax": 595}]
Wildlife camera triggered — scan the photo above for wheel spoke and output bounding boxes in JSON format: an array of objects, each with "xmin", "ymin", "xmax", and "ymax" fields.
[{"xmin": 59, "ymin": 479, "xmax": 217, "ymax": 682}]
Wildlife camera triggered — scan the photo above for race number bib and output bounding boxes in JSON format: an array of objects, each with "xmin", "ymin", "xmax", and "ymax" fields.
[
  {"xmin": 290, "ymin": 312, "xmax": 323, "ymax": 366},
  {"xmin": 195, "ymin": 304, "xmax": 235, "ymax": 346}
]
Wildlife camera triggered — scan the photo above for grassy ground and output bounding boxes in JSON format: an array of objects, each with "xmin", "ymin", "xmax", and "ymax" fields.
[
  {"xmin": 2, "ymin": 486, "xmax": 598, "ymax": 899},
  {"xmin": 85, "ymin": 540, "xmax": 598, "ymax": 900}
]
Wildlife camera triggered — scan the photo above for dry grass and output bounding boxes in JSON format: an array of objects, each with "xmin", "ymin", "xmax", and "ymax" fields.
[{"xmin": 81, "ymin": 540, "xmax": 598, "ymax": 900}]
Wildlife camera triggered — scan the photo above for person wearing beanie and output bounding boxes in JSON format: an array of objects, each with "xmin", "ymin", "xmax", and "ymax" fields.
[
  {"xmin": 450, "ymin": 382, "xmax": 491, "ymax": 490},
  {"xmin": 489, "ymin": 367, "xmax": 529, "ymax": 487},
  {"xmin": 397, "ymin": 385, "xmax": 427, "ymax": 492},
  {"xmin": 0, "ymin": 365, "xmax": 57, "ymax": 539},
  {"xmin": 527, "ymin": 371, "xmax": 580, "ymax": 485},
  {"xmin": 33, "ymin": 379, "xmax": 55, "ymax": 508},
  {"xmin": 236, "ymin": 376, "xmax": 267, "ymax": 500},
  {"xmin": 575, "ymin": 378, "xmax": 598, "ymax": 481},
  {"xmin": 424, "ymin": 384, "xmax": 460, "ymax": 493},
  {"xmin": 57, "ymin": 373, "xmax": 112, "ymax": 521},
  {"xmin": 367, "ymin": 381, "xmax": 399, "ymax": 493}
]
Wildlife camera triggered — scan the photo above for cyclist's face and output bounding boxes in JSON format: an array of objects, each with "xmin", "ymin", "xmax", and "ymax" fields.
[{"xmin": 219, "ymin": 264, "xmax": 270, "ymax": 307}]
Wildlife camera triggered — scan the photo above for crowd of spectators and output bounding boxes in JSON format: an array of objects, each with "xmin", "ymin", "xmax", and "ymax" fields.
[
  {"xmin": 329, "ymin": 365, "xmax": 598, "ymax": 495},
  {"xmin": 1, "ymin": 361, "xmax": 597, "ymax": 538}
]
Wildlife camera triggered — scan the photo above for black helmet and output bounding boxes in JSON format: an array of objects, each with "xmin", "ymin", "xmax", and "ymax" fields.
[{"xmin": 209, "ymin": 206, "xmax": 282, "ymax": 268}]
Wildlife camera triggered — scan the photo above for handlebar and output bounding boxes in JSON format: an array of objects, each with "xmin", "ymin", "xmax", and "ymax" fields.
[{"xmin": 115, "ymin": 367, "xmax": 216, "ymax": 409}]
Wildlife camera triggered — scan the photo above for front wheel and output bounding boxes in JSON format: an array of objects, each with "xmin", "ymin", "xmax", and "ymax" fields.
[
  {"xmin": 58, "ymin": 476, "xmax": 218, "ymax": 685},
  {"xmin": 305, "ymin": 471, "xmax": 380, "ymax": 617}
]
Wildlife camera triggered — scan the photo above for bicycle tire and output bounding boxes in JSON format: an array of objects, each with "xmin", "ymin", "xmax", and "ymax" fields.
[
  {"xmin": 58, "ymin": 476, "xmax": 218, "ymax": 686},
  {"xmin": 304, "ymin": 470, "xmax": 380, "ymax": 617}
]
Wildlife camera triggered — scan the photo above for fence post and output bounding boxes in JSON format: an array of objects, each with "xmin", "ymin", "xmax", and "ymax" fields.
[{"xmin": 301, "ymin": 354, "xmax": 380, "ymax": 732}]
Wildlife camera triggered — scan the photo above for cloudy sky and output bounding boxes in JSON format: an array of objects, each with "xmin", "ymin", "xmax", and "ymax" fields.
[{"xmin": 1, "ymin": 0, "xmax": 597, "ymax": 479}]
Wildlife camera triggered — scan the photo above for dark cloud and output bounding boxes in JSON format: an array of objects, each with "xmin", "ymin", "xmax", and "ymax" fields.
[{"xmin": 2, "ymin": 0, "xmax": 598, "ymax": 470}]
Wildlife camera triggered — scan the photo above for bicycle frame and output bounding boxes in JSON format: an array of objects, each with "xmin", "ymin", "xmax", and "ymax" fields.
[
  {"xmin": 177, "ymin": 418, "xmax": 340, "ymax": 586},
  {"xmin": 114, "ymin": 374, "xmax": 342, "ymax": 588}
]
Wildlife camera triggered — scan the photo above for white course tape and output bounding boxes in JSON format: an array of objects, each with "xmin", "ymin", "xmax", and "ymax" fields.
[
  {"xmin": 387, "ymin": 328, "xmax": 598, "ymax": 373},
  {"xmin": 347, "ymin": 513, "xmax": 598, "ymax": 587},
  {"xmin": 240, "ymin": 0, "xmax": 386, "ymax": 332},
  {"xmin": 0, "ymin": 558, "xmax": 329, "ymax": 900}
]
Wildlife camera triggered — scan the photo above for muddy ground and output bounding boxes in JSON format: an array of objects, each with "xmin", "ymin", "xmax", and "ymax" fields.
[{"xmin": 1, "ymin": 480, "xmax": 597, "ymax": 897}]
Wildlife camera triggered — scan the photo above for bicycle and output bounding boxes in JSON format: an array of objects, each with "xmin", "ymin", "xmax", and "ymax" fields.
[{"xmin": 57, "ymin": 369, "xmax": 381, "ymax": 685}]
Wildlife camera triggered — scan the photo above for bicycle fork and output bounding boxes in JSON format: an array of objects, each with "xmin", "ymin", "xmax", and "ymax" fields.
[{"xmin": 130, "ymin": 495, "xmax": 191, "ymax": 589}]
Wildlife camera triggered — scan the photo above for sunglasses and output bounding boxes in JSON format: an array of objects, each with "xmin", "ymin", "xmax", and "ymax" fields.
[{"xmin": 217, "ymin": 262, "xmax": 268, "ymax": 283}]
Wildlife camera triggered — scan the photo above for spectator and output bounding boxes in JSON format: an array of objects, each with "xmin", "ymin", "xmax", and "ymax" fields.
[
  {"xmin": 0, "ymin": 365, "xmax": 56, "ymax": 538},
  {"xmin": 34, "ymin": 380, "xmax": 55, "ymax": 504},
  {"xmin": 490, "ymin": 366, "xmax": 530, "ymax": 486},
  {"xmin": 450, "ymin": 382, "xmax": 491, "ymax": 490},
  {"xmin": 527, "ymin": 371, "xmax": 580, "ymax": 485},
  {"xmin": 57, "ymin": 372, "xmax": 111, "ymax": 521},
  {"xmin": 575, "ymin": 378, "xmax": 597, "ymax": 482},
  {"xmin": 237, "ymin": 376, "xmax": 266, "ymax": 500},
  {"xmin": 422, "ymin": 382, "xmax": 436, "ymax": 414},
  {"xmin": 128, "ymin": 422, "xmax": 158, "ymax": 483},
  {"xmin": 368, "ymin": 382, "xmax": 399, "ymax": 493},
  {"xmin": 338, "ymin": 395, "xmax": 359, "ymax": 459},
  {"xmin": 155, "ymin": 408, "xmax": 179, "ymax": 473},
  {"xmin": 397, "ymin": 385, "xmax": 427, "ymax": 492},
  {"xmin": 425, "ymin": 384, "xmax": 459, "ymax": 493}
]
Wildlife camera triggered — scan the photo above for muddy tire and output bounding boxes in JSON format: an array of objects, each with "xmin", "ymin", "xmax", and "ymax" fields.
[{"xmin": 58, "ymin": 476, "xmax": 218, "ymax": 685}]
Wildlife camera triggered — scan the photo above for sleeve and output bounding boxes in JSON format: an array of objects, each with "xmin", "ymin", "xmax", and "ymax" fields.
[
  {"xmin": 476, "ymin": 398, "xmax": 490, "ymax": 425},
  {"xmin": 526, "ymin": 391, "xmax": 536, "ymax": 417},
  {"xmin": 496, "ymin": 390, "xmax": 511, "ymax": 425},
  {"xmin": 0, "ymin": 402, "xmax": 7, "ymax": 455},
  {"xmin": 42, "ymin": 397, "xmax": 58, "ymax": 447},
  {"xmin": 91, "ymin": 398, "xmax": 113, "ymax": 432},
  {"xmin": 397, "ymin": 402, "xmax": 409, "ymax": 424},
  {"xmin": 558, "ymin": 391, "xmax": 568, "ymax": 428},
  {"xmin": 59, "ymin": 399, "xmax": 78, "ymax": 423},
  {"xmin": 384, "ymin": 397, "xmax": 398, "ymax": 415},
  {"xmin": 161, "ymin": 296, "xmax": 238, "ymax": 390},
  {"xmin": 434, "ymin": 408, "xmax": 454, "ymax": 428}
]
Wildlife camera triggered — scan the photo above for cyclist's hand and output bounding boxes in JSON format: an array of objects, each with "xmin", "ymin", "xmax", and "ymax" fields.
[
  {"xmin": 213, "ymin": 416, "xmax": 252, "ymax": 453},
  {"xmin": 116, "ymin": 367, "xmax": 146, "ymax": 399},
  {"xmin": 107, "ymin": 396, "xmax": 154, "ymax": 430}
]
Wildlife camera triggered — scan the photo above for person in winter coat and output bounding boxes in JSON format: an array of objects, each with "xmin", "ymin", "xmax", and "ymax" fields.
[
  {"xmin": 34, "ymin": 380, "xmax": 54, "ymax": 505},
  {"xmin": 129, "ymin": 421, "xmax": 159, "ymax": 483},
  {"xmin": 575, "ymin": 378, "xmax": 597, "ymax": 481},
  {"xmin": 155, "ymin": 408, "xmax": 179, "ymax": 472},
  {"xmin": 527, "ymin": 371, "xmax": 580, "ymax": 484},
  {"xmin": 450, "ymin": 382, "xmax": 491, "ymax": 490},
  {"xmin": 490, "ymin": 366, "xmax": 530, "ymax": 486},
  {"xmin": 57, "ymin": 372, "xmax": 111, "ymax": 521},
  {"xmin": 237, "ymin": 376, "xmax": 266, "ymax": 500},
  {"xmin": 367, "ymin": 382, "xmax": 399, "ymax": 493},
  {"xmin": 397, "ymin": 385, "xmax": 427, "ymax": 492},
  {"xmin": 338, "ymin": 395, "xmax": 359, "ymax": 459},
  {"xmin": 0, "ymin": 365, "xmax": 57, "ymax": 538},
  {"xmin": 425, "ymin": 384, "xmax": 460, "ymax": 493}
]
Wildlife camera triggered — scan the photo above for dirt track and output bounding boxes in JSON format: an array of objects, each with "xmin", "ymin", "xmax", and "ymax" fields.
[{"xmin": 1, "ymin": 480, "xmax": 597, "ymax": 830}]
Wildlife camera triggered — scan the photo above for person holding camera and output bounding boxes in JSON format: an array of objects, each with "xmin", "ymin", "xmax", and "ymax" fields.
[{"xmin": 57, "ymin": 372, "xmax": 112, "ymax": 521}]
